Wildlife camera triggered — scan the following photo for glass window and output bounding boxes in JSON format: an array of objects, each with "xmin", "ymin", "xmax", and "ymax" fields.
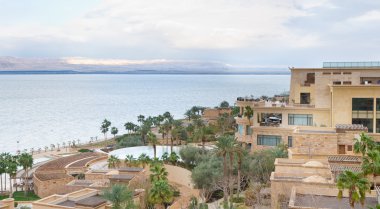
[
  {"xmin": 300, "ymin": 93, "xmax": 310, "ymax": 104},
  {"xmin": 352, "ymin": 98, "xmax": 374, "ymax": 132},
  {"xmin": 288, "ymin": 136, "xmax": 293, "ymax": 147},
  {"xmin": 288, "ymin": 114, "xmax": 313, "ymax": 126},
  {"xmin": 257, "ymin": 135, "xmax": 281, "ymax": 146},
  {"xmin": 238, "ymin": 125, "xmax": 244, "ymax": 135},
  {"xmin": 246, "ymin": 125, "xmax": 252, "ymax": 135}
]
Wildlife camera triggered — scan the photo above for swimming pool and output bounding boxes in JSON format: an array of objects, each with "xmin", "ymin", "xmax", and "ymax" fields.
[{"xmin": 108, "ymin": 145, "xmax": 181, "ymax": 159}]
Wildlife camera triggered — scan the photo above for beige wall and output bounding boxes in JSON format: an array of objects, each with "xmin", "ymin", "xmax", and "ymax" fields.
[
  {"xmin": 331, "ymin": 85, "xmax": 380, "ymax": 133},
  {"xmin": 0, "ymin": 199, "xmax": 14, "ymax": 209},
  {"xmin": 34, "ymin": 175, "xmax": 75, "ymax": 198}
]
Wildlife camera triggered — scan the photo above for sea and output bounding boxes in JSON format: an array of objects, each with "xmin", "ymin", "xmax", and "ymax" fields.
[{"xmin": 0, "ymin": 74, "xmax": 290, "ymax": 153}]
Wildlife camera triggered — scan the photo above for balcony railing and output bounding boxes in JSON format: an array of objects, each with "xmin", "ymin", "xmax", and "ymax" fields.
[{"xmin": 236, "ymin": 99, "xmax": 315, "ymax": 108}]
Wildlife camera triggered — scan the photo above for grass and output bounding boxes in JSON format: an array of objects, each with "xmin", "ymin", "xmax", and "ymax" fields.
[{"xmin": 0, "ymin": 191, "xmax": 40, "ymax": 201}]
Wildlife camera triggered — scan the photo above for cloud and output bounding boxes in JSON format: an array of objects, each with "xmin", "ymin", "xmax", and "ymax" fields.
[{"xmin": 348, "ymin": 10, "xmax": 380, "ymax": 23}]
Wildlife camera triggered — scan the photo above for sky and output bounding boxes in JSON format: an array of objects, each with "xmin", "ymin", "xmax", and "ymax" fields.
[{"xmin": 0, "ymin": 0, "xmax": 380, "ymax": 68}]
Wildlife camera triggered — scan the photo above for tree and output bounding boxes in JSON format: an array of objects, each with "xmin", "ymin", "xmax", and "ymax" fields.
[
  {"xmin": 124, "ymin": 122, "xmax": 137, "ymax": 134},
  {"xmin": 108, "ymin": 155, "xmax": 120, "ymax": 168},
  {"xmin": 103, "ymin": 184, "xmax": 135, "ymax": 209},
  {"xmin": 137, "ymin": 115, "xmax": 145, "ymax": 125},
  {"xmin": 18, "ymin": 153, "xmax": 33, "ymax": 196},
  {"xmin": 138, "ymin": 153, "xmax": 150, "ymax": 168},
  {"xmin": 193, "ymin": 126, "xmax": 215, "ymax": 149},
  {"xmin": 215, "ymin": 135, "xmax": 235, "ymax": 203},
  {"xmin": 0, "ymin": 153, "xmax": 6, "ymax": 192},
  {"xmin": 100, "ymin": 119, "xmax": 111, "ymax": 140},
  {"xmin": 147, "ymin": 132, "xmax": 158, "ymax": 159},
  {"xmin": 220, "ymin": 101, "xmax": 230, "ymax": 108},
  {"xmin": 5, "ymin": 154, "xmax": 18, "ymax": 197},
  {"xmin": 111, "ymin": 127, "xmax": 118, "ymax": 139},
  {"xmin": 217, "ymin": 113, "xmax": 234, "ymax": 135},
  {"xmin": 191, "ymin": 155, "xmax": 223, "ymax": 202},
  {"xmin": 337, "ymin": 170, "xmax": 370, "ymax": 208},
  {"xmin": 362, "ymin": 150, "xmax": 380, "ymax": 188},
  {"xmin": 168, "ymin": 152, "xmax": 179, "ymax": 165},
  {"xmin": 354, "ymin": 132, "xmax": 375, "ymax": 156},
  {"xmin": 184, "ymin": 110, "xmax": 193, "ymax": 121},
  {"xmin": 148, "ymin": 180, "xmax": 174, "ymax": 208},
  {"xmin": 150, "ymin": 163, "xmax": 168, "ymax": 182},
  {"xmin": 125, "ymin": 155, "xmax": 136, "ymax": 167},
  {"xmin": 243, "ymin": 106, "xmax": 254, "ymax": 125}
]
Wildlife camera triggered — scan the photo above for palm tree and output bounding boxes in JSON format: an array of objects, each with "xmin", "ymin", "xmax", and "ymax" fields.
[
  {"xmin": 124, "ymin": 122, "xmax": 136, "ymax": 134},
  {"xmin": 184, "ymin": 109, "xmax": 193, "ymax": 121},
  {"xmin": 243, "ymin": 106, "xmax": 254, "ymax": 125},
  {"xmin": 354, "ymin": 132, "xmax": 375, "ymax": 156},
  {"xmin": 215, "ymin": 136, "xmax": 235, "ymax": 203},
  {"xmin": 147, "ymin": 132, "xmax": 158, "ymax": 159},
  {"xmin": 5, "ymin": 154, "xmax": 18, "ymax": 197},
  {"xmin": 150, "ymin": 164, "xmax": 168, "ymax": 182},
  {"xmin": 100, "ymin": 119, "xmax": 111, "ymax": 140},
  {"xmin": 148, "ymin": 180, "xmax": 174, "ymax": 209},
  {"xmin": 108, "ymin": 155, "xmax": 120, "ymax": 168},
  {"xmin": 337, "ymin": 170, "xmax": 370, "ymax": 208},
  {"xmin": 17, "ymin": 153, "xmax": 33, "ymax": 196},
  {"xmin": 162, "ymin": 120, "xmax": 172, "ymax": 145},
  {"xmin": 0, "ymin": 154, "xmax": 6, "ymax": 192},
  {"xmin": 137, "ymin": 115, "xmax": 145, "ymax": 125},
  {"xmin": 125, "ymin": 155, "xmax": 135, "ymax": 167},
  {"xmin": 362, "ymin": 150, "xmax": 380, "ymax": 188},
  {"xmin": 193, "ymin": 126, "xmax": 214, "ymax": 149},
  {"xmin": 137, "ymin": 154, "xmax": 150, "ymax": 168},
  {"xmin": 103, "ymin": 184, "xmax": 135, "ymax": 209},
  {"xmin": 111, "ymin": 127, "xmax": 118, "ymax": 139}
]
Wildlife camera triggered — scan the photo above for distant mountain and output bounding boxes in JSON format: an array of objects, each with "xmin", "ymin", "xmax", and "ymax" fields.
[{"xmin": 0, "ymin": 57, "xmax": 289, "ymax": 74}]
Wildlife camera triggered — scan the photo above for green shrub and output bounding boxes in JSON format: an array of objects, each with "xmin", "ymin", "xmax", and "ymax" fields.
[
  {"xmin": 78, "ymin": 148, "xmax": 93, "ymax": 153},
  {"xmin": 230, "ymin": 196, "xmax": 244, "ymax": 203},
  {"xmin": 116, "ymin": 135, "xmax": 144, "ymax": 148}
]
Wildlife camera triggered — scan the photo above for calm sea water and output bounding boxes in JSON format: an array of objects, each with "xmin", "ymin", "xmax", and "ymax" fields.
[{"xmin": 0, "ymin": 74, "xmax": 290, "ymax": 153}]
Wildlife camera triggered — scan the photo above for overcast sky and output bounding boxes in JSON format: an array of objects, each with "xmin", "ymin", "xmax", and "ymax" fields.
[{"xmin": 1, "ymin": 0, "xmax": 380, "ymax": 67}]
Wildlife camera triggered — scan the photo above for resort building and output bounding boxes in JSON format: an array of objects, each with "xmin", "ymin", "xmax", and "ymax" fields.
[
  {"xmin": 236, "ymin": 61, "xmax": 380, "ymax": 157},
  {"xmin": 33, "ymin": 188, "xmax": 143, "ymax": 209}
]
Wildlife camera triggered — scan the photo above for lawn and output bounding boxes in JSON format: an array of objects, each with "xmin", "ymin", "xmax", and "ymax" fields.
[{"xmin": 0, "ymin": 191, "xmax": 40, "ymax": 201}]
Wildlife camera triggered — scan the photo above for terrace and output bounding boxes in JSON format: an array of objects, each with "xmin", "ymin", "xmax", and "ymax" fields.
[{"xmin": 236, "ymin": 97, "xmax": 315, "ymax": 109}]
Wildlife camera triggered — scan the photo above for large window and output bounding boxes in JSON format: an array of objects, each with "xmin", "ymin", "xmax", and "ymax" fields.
[
  {"xmin": 352, "ymin": 98, "xmax": 374, "ymax": 132},
  {"xmin": 258, "ymin": 113, "xmax": 282, "ymax": 127},
  {"xmin": 257, "ymin": 135, "xmax": 282, "ymax": 146},
  {"xmin": 288, "ymin": 114, "xmax": 313, "ymax": 126}
]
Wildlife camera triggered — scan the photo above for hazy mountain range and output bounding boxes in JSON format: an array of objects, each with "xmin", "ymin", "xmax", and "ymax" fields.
[{"xmin": 0, "ymin": 57, "xmax": 289, "ymax": 74}]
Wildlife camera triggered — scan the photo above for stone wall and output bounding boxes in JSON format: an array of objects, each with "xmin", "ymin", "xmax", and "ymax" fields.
[{"xmin": 34, "ymin": 175, "xmax": 74, "ymax": 198}]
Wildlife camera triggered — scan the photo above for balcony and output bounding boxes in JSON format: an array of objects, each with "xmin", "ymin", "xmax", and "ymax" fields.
[{"xmin": 236, "ymin": 99, "xmax": 315, "ymax": 109}]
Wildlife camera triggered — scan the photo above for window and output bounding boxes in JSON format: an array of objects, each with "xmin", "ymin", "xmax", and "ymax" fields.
[
  {"xmin": 288, "ymin": 114, "xmax": 313, "ymax": 126},
  {"xmin": 343, "ymin": 72, "xmax": 352, "ymax": 75},
  {"xmin": 347, "ymin": 145, "xmax": 353, "ymax": 151},
  {"xmin": 343, "ymin": 81, "xmax": 352, "ymax": 85},
  {"xmin": 323, "ymin": 72, "xmax": 331, "ymax": 75},
  {"xmin": 258, "ymin": 113, "xmax": 282, "ymax": 126},
  {"xmin": 238, "ymin": 125, "xmax": 244, "ymax": 135},
  {"xmin": 300, "ymin": 93, "xmax": 311, "ymax": 104},
  {"xmin": 352, "ymin": 98, "xmax": 374, "ymax": 132},
  {"xmin": 257, "ymin": 135, "xmax": 282, "ymax": 146},
  {"xmin": 246, "ymin": 125, "xmax": 252, "ymax": 135},
  {"xmin": 333, "ymin": 81, "xmax": 341, "ymax": 85},
  {"xmin": 377, "ymin": 98, "xmax": 380, "ymax": 133},
  {"xmin": 333, "ymin": 72, "xmax": 341, "ymax": 75},
  {"xmin": 288, "ymin": 136, "xmax": 293, "ymax": 147}
]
